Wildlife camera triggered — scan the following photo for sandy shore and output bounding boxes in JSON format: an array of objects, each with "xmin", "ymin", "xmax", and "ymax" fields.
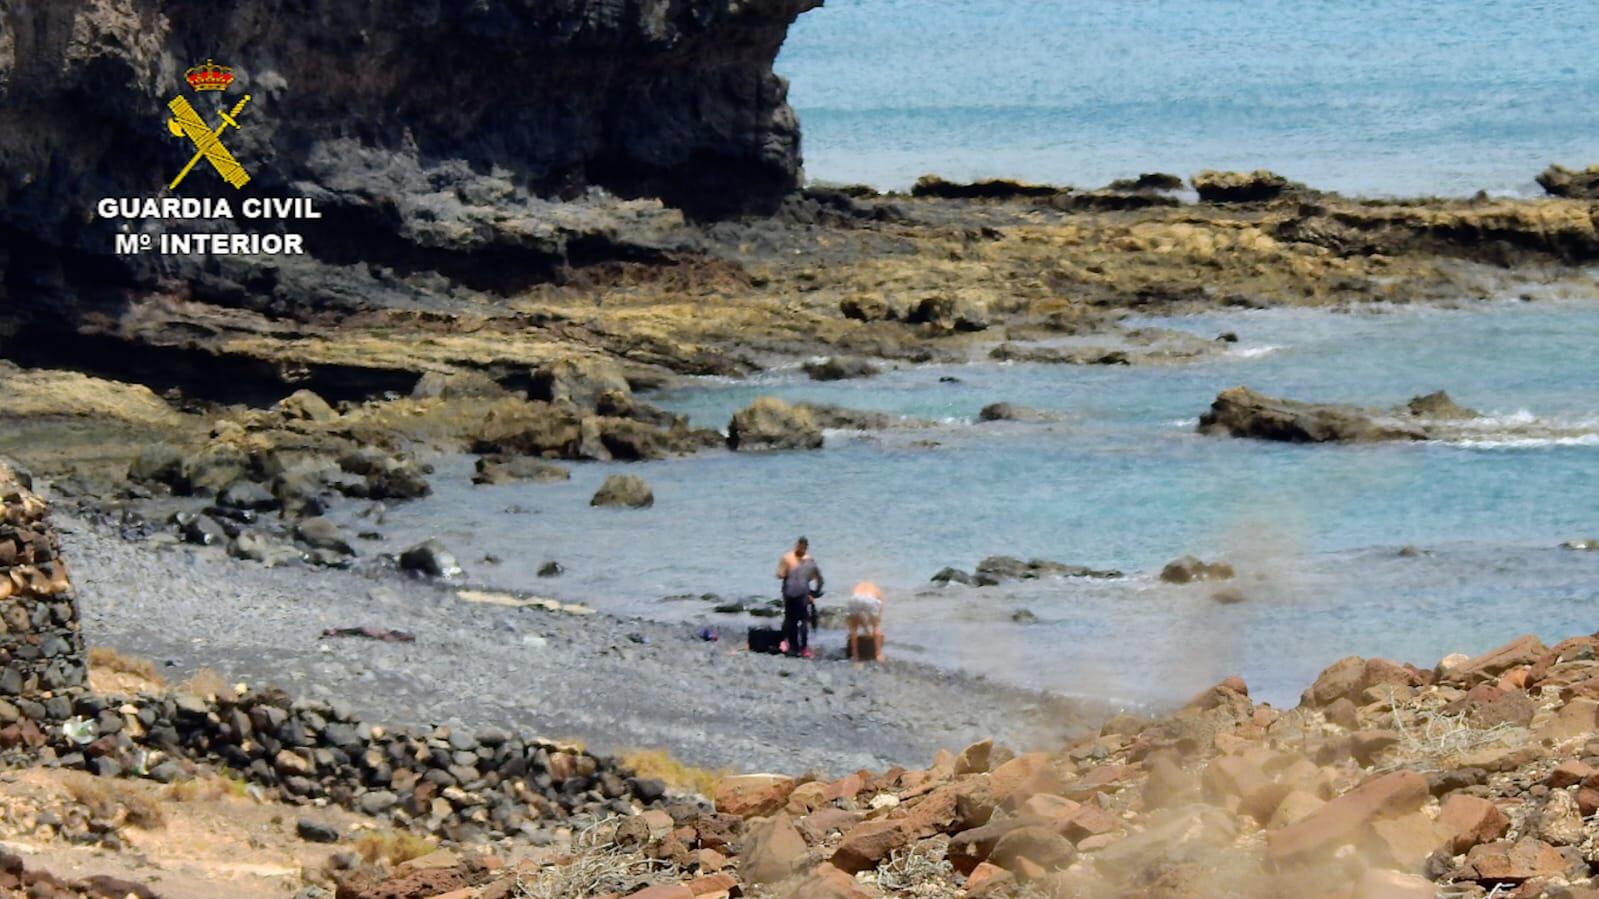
[{"xmin": 56, "ymin": 505, "xmax": 1099, "ymax": 776}]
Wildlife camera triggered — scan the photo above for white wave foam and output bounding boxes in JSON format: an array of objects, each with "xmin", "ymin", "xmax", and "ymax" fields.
[
  {"xmin": 1460, "ymin": 408, "xmax": 1538, "ymax": 428},
  {"xmin": 1443, "ymin": 434, "xmax": 1599, "ymax": 449},
  {"xmin": 1228, "ymin": 345, "xmax": 1282, "ymax": 359},
  {"xmin": 1168, "ymin": 417, "xmax": 1199, "ymax": 428}
]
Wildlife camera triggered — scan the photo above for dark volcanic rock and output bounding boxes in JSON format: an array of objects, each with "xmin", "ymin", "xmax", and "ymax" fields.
[
  {"xmin": 1536, "ymin": 164, "xmax": 1599, "ymax": 199},
  {"xmin": 1191, "ymin": 169, "xmax": 1303, "ymax": 203},
  {"xmin": 1197, "ymin": 387, "xmax": 1429, "ymax": 443},
  {"xmin": 0, "ymin": 0, "xmax": 820, "ymax": 387},
  {"xmin": 1105, "ymin": 173, "xmax": 1185, "ymax": 193},
  {"xmin": 973, "ymin": 555, "xmax": 1121, "ymax": 586},
  {"xmin": 399, "ymin": 539, "xmax": 463, "ymax": 578},
  {"xmin": 911, "ymin": 176, "xmax": 1063, "ymax": 200}
]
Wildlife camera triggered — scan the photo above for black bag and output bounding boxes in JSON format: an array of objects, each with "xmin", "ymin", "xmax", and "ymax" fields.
[{"xmin": 747, "ymin": 626, "xmax": 784, "ymax": 655}]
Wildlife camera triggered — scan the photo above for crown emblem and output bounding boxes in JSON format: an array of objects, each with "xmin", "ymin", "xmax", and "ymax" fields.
[{"xmin": 184, "ymin": 59, "xmax": 234, "ymax": 92}]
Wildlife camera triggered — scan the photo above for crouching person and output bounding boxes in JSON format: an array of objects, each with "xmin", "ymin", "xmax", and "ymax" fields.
[{"xmin": 846, "ymin": 580, "xmax": 885, "ymax": 662}]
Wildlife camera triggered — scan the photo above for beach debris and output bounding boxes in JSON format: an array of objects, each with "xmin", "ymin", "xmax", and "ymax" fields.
[
  {"xmin": 319, "ymin": 627, "xmax": 415, "ymax": 643},
  {"xmin": 455, "ymin": 589, "xmax": 595, "ymax": 615}
]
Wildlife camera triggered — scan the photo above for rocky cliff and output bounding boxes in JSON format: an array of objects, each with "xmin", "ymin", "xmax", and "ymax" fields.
[{"xmin": 0, "ymin": 0, "xmax": 818, "ymax": 387}]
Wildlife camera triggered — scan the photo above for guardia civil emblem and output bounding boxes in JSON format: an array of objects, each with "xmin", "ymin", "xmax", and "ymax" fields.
[{"xmin": 167, "ymin": 60, "xmax": 252, "ymax": 190}]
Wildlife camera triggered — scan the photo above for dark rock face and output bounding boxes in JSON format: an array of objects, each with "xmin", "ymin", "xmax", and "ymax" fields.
[
  {"xmin": 0, "ymin": 1, "xmax": 817, "ymax": 223},
  {"xmin": 0, "ymin": 0, "xmax": 819, "ymax": 378}
]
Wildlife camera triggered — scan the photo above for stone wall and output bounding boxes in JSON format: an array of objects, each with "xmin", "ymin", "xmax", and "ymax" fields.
[{"xmin": 0, "ymin": 459, "xmax": 87, "ymax": 729}]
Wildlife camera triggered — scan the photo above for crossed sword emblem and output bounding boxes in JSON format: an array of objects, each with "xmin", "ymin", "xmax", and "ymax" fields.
[{"xmin": 167, "ymin": 93, "xmax": 252, "ymax": 190}]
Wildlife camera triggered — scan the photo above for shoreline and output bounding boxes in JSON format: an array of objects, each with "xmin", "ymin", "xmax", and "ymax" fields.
[{"xmin": 55, "ymin": 505, "xmax": 1102, "ymax": 776}]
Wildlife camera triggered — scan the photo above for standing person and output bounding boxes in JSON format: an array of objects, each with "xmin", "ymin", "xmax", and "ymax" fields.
[
  {"xmin": 846, "ymin": 580, "xmax": 886, "ymax": 662},
  {"xmin": 776, "ymin": 536, "xmax": 823, "ymax": 658}
]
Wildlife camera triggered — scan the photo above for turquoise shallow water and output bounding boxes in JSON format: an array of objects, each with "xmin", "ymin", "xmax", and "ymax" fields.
[
  {"xmin": 776, "ymin": 0, "xmax": 1599, "ymax": 195},
  {"xmin": 367, "ymin": 303, "xmax": 1599, "ymax": 708}
]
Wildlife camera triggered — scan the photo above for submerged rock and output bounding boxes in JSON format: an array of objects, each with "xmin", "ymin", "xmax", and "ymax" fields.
[
  {"xmin": 803, "ymin": 357, "xmax": 879, "ymax": 381},
  {"xmin": 472, "ymin": 455, "xmax": 571, "ymax": 486},
  {"xmin": 978, "ymin": 403, "xmax": 1061, "ymax": 423},
  {"xmin": 1160, "ymin": 555, "xmax": 1236, "ymax": 584},
  {"xmin": 973, "ymin": 555, "xmax": 1120, "ymax": 585},
  {"xmin": 590, "ymin": 475, "xmax": 654, "ymax": 509}
]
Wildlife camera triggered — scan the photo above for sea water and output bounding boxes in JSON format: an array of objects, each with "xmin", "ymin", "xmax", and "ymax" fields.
[
  {"xmin": 366, "ymin": 302, "xmax": 1599, "ymax": 708},
  {"xmin": 776, "ymin": 0, "xmax": 1599, "ymax": 196}
]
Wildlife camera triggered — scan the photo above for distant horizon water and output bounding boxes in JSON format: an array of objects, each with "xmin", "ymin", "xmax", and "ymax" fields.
[{"xmin": 777, "ymin": 0, "xmax": 1599, "ymax": 196}]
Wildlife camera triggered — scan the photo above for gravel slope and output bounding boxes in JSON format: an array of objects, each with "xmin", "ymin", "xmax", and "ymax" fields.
[{"xmin": 59, "ymin": 513, "xmax": 1101, "ymax": 775}]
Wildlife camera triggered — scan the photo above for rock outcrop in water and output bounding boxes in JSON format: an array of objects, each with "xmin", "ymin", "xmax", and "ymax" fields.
[
  {"xmin": 1537, "ymin": 164, "xmax": 1599, "ymax": 199},
  {"xmin": 1197, "ymin": 387, "xmax": 1473, "ymax": 443}
]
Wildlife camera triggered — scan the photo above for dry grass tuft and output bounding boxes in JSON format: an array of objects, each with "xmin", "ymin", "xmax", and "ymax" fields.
[
  {"xmin": 165, "ymin": 772, "xmax": 250, "ymax": 803},
  {"xmin": 354, "ymin": 830, "xmax": 437, "ymax": 866},
  {"xmin": 511, "ymin": 819, "xmax": 679, "ymax": 899},
  {"xmin": 87, "ymin": 646, "xmax": 166, "ymax": 689},
  {"xmin": 120, "ymin": 789, "xmax": 167, "ymax": 829},
  {"xmin": 62, "ymin": 772, "xmax": 167, "ymax": 830},
  {"xmin": 1377, "ymin": 689, "xmax": 1520, "ymax": 774},
  {"xmin": 616, "ymin": 748, "xmax": 727, "ymax": 799},
  {"xmin": 165, "ymin": 777, "xmax": 222, "ymax": 803},
  {"xmin": 182, "ymin": 667, "xmax": 231, "ymax": 700},
  {"xmin": 877, "ymin": 845, "xmax": 959, "ymax": 897}
]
